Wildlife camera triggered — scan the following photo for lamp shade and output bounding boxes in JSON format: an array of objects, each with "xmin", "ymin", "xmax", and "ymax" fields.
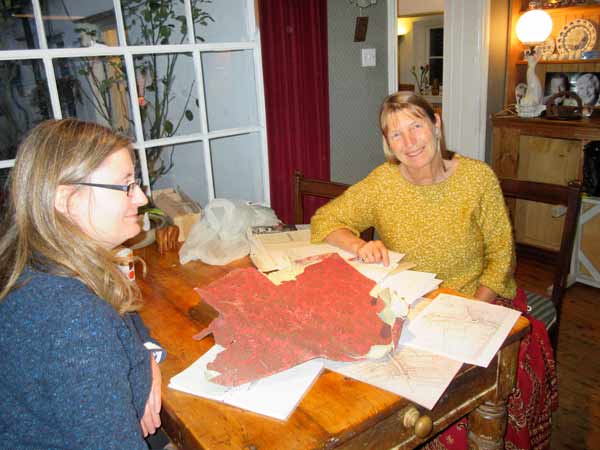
[
  {"xmin": 515, "ymin": 9, "xmax": 553, "ymax": 46},
  {"xmin": 397, "ymin": 18, "xmax": 409, "ymax": 36}
]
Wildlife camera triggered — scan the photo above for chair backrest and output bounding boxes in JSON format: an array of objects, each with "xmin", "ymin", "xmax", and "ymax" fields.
[
  {"xmin": 499, "ymin": 178, "xmax": 582, "ymax": 314},
  {"xmin": 293, "ymin": 171, "xmax": 374, "ymax": 241}
]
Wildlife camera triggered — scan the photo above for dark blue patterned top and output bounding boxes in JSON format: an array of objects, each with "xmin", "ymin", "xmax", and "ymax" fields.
[{"xmin": 0, "ymin": 270, "xmax": 152, "ymax": 449}]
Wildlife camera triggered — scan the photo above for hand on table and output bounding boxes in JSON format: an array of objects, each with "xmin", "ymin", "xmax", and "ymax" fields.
[
  {"xmin": 140, "ymin": 357, "xmax": 162, "ymax": 437},
  {"xmin": 356, "ymin": 240, "xmax": 390, "ymax": 267},
  {"xmin": 156, "ymin": 225, "xmax": 179, "ymax": 255}
]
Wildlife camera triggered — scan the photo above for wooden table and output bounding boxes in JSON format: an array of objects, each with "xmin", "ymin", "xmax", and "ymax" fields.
[{"xmin": 135, "ymin": 245, "xmax": 529, "ymax": 450}]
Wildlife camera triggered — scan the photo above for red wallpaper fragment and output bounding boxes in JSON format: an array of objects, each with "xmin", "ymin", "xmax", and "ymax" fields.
[{"xmin": 194, "ymin": 254, "xmax": 402, "ymax": 386}]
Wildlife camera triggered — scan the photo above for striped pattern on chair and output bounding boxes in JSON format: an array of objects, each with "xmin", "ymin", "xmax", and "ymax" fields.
[{"xmin": 525, "ymin": 290, "xmax": 557, "ymax": 330}]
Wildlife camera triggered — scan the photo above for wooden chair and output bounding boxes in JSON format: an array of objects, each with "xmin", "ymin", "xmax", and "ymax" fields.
[
  {"xmin": 500, "ymin": 178, "xmax": 582, "ymax": 349},
  {"xmin": 293, "ymin": 171, "xmax": 374, "ymax": 242}
]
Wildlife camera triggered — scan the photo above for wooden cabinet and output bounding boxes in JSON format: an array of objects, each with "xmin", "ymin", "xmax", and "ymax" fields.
[
  {"xmin": 490, "ymin": 115, "xmax": 600, "ymax": 251},
  {"xmin": 494, "ymin": 2, "xmax": 600, "ymax": 253}
]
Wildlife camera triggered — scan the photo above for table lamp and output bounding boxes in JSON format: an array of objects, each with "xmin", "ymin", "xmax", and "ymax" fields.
[{"xmin": 515, "ymin": 1, "xmax": 553, "ymax": 117}]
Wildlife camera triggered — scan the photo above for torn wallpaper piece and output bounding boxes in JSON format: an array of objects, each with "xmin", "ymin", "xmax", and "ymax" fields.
[{"xmin": 194, "ymin": 254, "xmax": 403, "ymax": 386}]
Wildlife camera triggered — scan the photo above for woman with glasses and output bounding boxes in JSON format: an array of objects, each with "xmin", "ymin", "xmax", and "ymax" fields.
[
  {"xmin": 0, "ymin": 119, "xmax": 162, "ymax": 449},
  {"xmin": 311, "ymin": 93, "xmax": 557, "ymax": 450}
]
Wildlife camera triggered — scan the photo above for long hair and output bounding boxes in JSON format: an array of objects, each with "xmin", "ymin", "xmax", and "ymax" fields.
[
  {"xmin": 379, "ymin": 92, "xmax": 453, "ymax": 164},
  {"xmin": 0, "ymin": 119, "xmax": 142, "ymax": 314}
]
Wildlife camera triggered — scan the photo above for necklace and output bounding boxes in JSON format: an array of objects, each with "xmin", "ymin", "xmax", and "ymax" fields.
[{"xmin": 401, "ymin": 159, "xmax": 450, "ymax": 186}]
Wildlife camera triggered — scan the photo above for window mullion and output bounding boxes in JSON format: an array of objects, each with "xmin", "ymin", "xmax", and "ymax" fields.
[
  {"xmin": 42, "ymin": 57, "xmax": 63, "ymax": 119},
  {"xmin": 31, "ymin": 0, "xmax": 48, "ymax": 50},
  {"xmin": 112, "ymin": 0, "xmax": 129, "ymax": 47},
  {"xmin": 123, "ymin": 52, "xmax": 150, "ymax": 188},
  {"xmin": 251, "ymin": 3, "xmax": 270, "ymax": 205}
]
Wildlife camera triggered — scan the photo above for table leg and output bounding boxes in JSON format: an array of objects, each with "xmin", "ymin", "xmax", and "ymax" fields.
[
  {"xmin": 467, "ymin": 401, "xmax": 507, "ymax": 450},
  {"xmin": 467, "ymin": 339, "xmax": 520, "ymax": 450}
]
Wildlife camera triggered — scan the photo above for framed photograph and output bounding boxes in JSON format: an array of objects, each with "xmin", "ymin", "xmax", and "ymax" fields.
[{"xmin": 544, "ymin": 71, "xmax": 600, "ymax": 107}]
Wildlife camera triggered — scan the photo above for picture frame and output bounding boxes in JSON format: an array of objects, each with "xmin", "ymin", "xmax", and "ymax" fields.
[{"xmin": 544, "ymin": 71, "xmax": 600, "ymax": 107}]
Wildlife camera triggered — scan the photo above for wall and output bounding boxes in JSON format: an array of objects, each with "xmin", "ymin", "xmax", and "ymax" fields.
[
  {"xmin": 328, "ymin": 1, "xmax": 389, "ymax": 184},
  {"xmin": 398, "ymin": 0, "xmax": 443, "ymax": 17}
]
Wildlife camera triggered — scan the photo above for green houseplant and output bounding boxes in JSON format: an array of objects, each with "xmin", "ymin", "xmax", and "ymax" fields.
[{"xmin": 74, "ymin": 0, "xmax": 214, "ymax": 186}]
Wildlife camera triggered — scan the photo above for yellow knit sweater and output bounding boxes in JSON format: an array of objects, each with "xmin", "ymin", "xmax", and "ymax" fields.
[{"xmin": 311, "ymin": 155, "xmax": 516, "ymax": 299}]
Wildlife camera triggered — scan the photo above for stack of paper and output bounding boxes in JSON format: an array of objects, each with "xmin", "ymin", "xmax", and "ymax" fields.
[
  {"xmin": 249, "ymin": 227, "xmax": 408, "ymax": 273},
  {"xmin": 325, "ymin": 294, "xmax": 521, "ymax": 409},
  {"xmin": 169, "ymin": 345, "xmax": 323, "ymax": 420}
]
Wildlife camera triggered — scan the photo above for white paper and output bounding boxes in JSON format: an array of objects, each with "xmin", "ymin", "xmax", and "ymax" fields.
[
  {"xmin": 169, "ymin": 345, "xmax": 323, "ymax": 421},
  {"xmin": 249, "ymin": 226, "xmax": 405, "ymax": 275},
  {"xmin": 374, "ymin": 271, "xmax": 443, "ymax": 306},
  {"xmin": 399, "ymin": 294, "xmax": 521, "ymax": 367},
  {"xmin": 324, "ymin": 345, "xmax": 462, "ymax": 410}
]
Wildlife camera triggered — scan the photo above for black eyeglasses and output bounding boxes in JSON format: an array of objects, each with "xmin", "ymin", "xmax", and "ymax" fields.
[{"xmin": 73, "ymin": 178, "xmax": 142, "ymax": 197}]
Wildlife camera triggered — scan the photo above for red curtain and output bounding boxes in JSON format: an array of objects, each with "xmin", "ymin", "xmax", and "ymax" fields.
[{"xmin": 259, "ymin": 0, "xmax": 331, "ymax": 224}]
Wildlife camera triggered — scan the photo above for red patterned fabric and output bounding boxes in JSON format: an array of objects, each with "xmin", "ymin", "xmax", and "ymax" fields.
[{"xmin": 423, "ymin": 288, "xmax": 558, "ymax": 450}]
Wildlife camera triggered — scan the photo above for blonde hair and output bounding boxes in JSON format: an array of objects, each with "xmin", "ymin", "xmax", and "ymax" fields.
[
  {"xmin": 0, "ymin": 119, "xmax": 141, "ymax": 314},
  {"xmin": 379, "ymin": 92, "xmax": 453, "ymax": 164}
]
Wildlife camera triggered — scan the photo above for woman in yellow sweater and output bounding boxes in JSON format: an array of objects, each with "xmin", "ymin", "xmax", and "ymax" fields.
[
  {"xmin": 311, "ymin": 92, "xmax": 556, "ymax": 450},
  {"xmin": 311, "ymin": 92, "xmax": 515, "ymax": 302}
]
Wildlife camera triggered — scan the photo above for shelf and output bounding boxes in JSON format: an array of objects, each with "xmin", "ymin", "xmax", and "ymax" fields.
[
  {"xmin": 520, "ymin": 4, "xmax": 600, "ymax": 15},
  {"xmin": 516, "ymin": 58, "xmax": 600, "ymax": 65}
]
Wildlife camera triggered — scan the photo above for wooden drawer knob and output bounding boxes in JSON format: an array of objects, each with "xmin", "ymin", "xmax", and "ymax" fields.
[{"xmin": 403, "ymin": 406, "xmax": 433, "ymax": 438}]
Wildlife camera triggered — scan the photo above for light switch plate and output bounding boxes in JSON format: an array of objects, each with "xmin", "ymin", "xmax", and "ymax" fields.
[{"xmin": 361, "ymin": 48, "xmax": 376, "ymax": 67}]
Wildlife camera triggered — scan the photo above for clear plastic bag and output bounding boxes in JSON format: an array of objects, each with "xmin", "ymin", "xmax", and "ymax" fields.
[{"xmin": 179, "ymin": 199, "xmax": 279, "ymax": 266}]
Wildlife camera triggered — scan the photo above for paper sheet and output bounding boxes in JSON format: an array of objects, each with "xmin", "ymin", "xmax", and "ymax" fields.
[
  {"xmin": 169, "ymin": 345, "xmax": 323, "ymax": 421},
  {"xmin": 378, "ymin": 270, "xmax": 443, "ymax": 305},
  {"xmin": 324, "ymin": 345, "xmax": 462, "ymax": 410},
  {"xmin": 399, "ymin": 293, "xmax": 521, "ymax": 367}
]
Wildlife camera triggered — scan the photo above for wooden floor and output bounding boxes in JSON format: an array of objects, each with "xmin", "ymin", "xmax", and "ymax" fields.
[{"xmin": 515, "ymin": 256, "xmax": 600, "ymax": 450}]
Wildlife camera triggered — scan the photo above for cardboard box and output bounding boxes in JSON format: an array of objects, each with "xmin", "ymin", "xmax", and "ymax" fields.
[{"xmin": 152, "ymin": 188, "xmax": 202, "ymax": 242}]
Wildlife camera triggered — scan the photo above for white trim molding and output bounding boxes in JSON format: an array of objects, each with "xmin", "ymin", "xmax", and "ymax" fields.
[
  {"xmin": 442, "ymin": 0, "xmax": 490, "ymax": 161},
  {"xmin": 388, "ymin": 0, "xmax": 398, "ymax": 94}
]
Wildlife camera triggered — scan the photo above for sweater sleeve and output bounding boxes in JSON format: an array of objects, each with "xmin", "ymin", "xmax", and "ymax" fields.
[
  {"xmin": 477, "ymin": 167, "xmax": 517, "ymax": 299},
  {"xmin": 45, "ymin": 289, "xmax": 152, "ymax": 449},
  {"xmin": 310, "ymin": 169, "xmax": 380, "ymax": 243}
]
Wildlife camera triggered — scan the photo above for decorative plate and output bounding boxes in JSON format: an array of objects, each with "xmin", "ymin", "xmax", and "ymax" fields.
[
  {"xmin": 535, "ymin": 37, "xmax": 556, "ymax": 58},
  {"xmin": 556, "ymin": 19, "xmax": 597, "ymax": 55}
]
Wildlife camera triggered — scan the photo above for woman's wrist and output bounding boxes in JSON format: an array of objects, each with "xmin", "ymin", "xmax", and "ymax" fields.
[{"xmin": 351, "ymin": 239, "xmax": 367, "ymax": 255}]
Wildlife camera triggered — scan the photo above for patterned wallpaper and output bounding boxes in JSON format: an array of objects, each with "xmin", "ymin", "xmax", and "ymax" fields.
[{"xmin": 327, "ymin": 1, "xmax": 389, "ymax": 185}]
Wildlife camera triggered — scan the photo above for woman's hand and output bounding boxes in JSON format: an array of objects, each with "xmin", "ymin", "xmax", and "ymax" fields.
[
  {"xmin": 355, "ymin": 240, "xmax": 390, "ymax": 266},
  {"xmin": 140, "ymin": 357, "xmax": 162, "ymax": 437},
  {"xmin": 474, "ymin": 285, "xmax": 497, "ymax": 303},
  {"xmin": 324, "ymin": 229, "xmax": 389, "ymax": 266}
]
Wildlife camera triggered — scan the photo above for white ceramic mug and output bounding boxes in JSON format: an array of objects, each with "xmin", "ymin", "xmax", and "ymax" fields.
[{"xmin": 115, "ymin": 247, "xmax": 147, "ymax": 281}]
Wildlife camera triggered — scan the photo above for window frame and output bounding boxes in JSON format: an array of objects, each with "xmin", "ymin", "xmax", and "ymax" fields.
[
  {"xmin": 426, "ymin": 25, "xmax": 443, "ymax": 85},
  {"xmin": 0, "ymin": 0, "xmax": 270, "ymax": 204}
]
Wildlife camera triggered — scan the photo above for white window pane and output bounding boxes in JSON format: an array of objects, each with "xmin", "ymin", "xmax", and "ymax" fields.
[
  {"xmin": 135, "ymin": 53, "xmax": 202, "ymax": 140},
  {"xmin": 41, "ymin": 0, "xmax": 119, "ymax": 48},
  {"xmin": 0, "ymin": 60, "xmax": 52, "ymax": 160},
  {"xmin": 55, "ymin": 56, "xmax": 134, "ymax": 136},
  {"xmin": 194, "ymin": 0, "xmax": 249, "ymax": 43},
  {"xmin": 1, "ymin": 2, "xmax": 40, "ymax": 50},
  {"xmin": 122, "ymin": 0, "xmax": 189, "ymax": 46},
  {"xmin": 151, "ymin": 141, "xmax": 209, "ymax": 204},
  {"xmin": 202, "ymin": 50, "xmax": 258, "ymax": 131},
  {"xmin": 211, "ymin": 133, "xmax": 264, "ymax": 203}
]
